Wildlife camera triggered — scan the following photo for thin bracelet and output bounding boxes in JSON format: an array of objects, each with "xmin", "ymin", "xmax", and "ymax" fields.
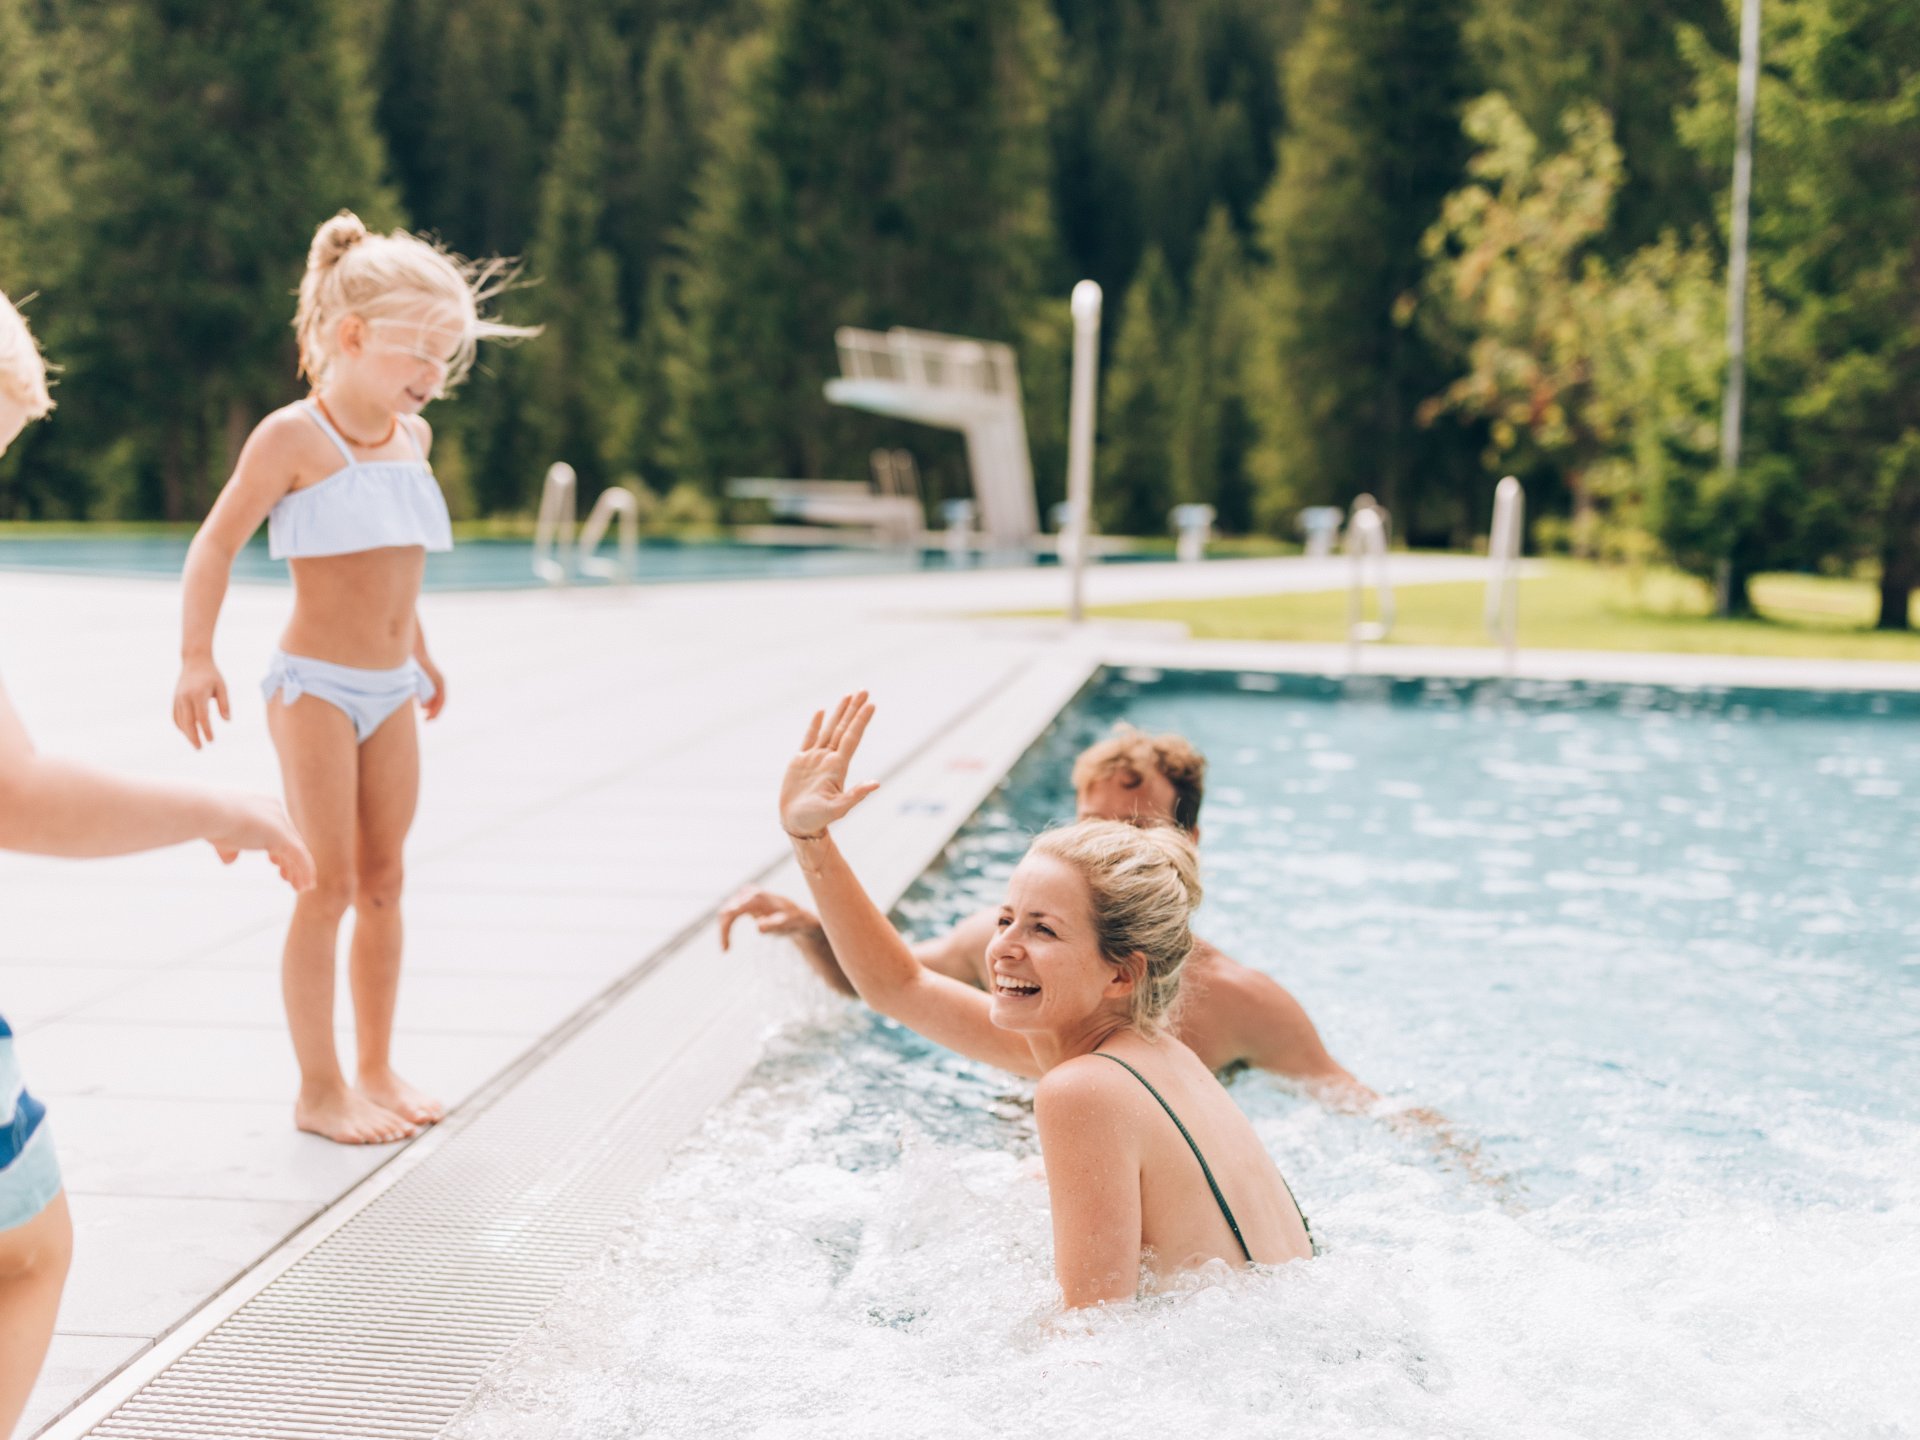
[{"xmin": 784, "ymin": 826, "xmax": 827, "ymax": 841}]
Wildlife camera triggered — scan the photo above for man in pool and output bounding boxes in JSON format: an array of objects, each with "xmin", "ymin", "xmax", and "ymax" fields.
[{"xmin": 721, "ymin": 723, "xmax": 1378, "ymax": 1108}]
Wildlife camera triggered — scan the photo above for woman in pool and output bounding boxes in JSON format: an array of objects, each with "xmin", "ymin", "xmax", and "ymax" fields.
[
  {"xmin": 781, "ymin": 693, "xmax": 1315, "ymax": 1307},
  {"xmin": 172, "ymin": 211, "xmax": 531, "ymax": 1145}
]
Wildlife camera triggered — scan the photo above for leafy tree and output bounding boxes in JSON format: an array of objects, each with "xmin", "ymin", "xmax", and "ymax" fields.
[
  {"xmin": 1247, "ymin": 0, "xmax": 1478, "ymax": 541},
  {"xmin": 1418, "ymin": 95, "xmax": 1626, "ymax": 552},
  {"xmin": 1678, "ymin": 0, "xmax": 1920, "ymax": 628},
  {"xmin": 1466, "ymin": 0, "xmax": 1727, "ymax": 252}
]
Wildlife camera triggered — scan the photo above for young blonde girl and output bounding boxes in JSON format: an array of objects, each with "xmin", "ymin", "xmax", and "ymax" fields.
[
  {"xmin": 173, "ymin": 212, "xmax": 530, "ymax": 1146},
  {"xmin": 1, "ymin": 287, "xmax": 314, "ymax": 1439}
]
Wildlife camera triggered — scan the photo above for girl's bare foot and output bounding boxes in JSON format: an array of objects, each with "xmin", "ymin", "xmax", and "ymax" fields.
[
  {"xmin": 295, "ymin": 1085, "xmax": 417, "ymax": 1145},
  {"xmin": 357, "ymin": 1068, "xmax": 445, "ymax": 1126}
]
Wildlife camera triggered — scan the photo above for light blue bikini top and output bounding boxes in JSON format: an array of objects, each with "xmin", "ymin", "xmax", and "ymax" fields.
[{"xmin": 266, "ymin": 400, "xmax": 454, "ymax": 560}]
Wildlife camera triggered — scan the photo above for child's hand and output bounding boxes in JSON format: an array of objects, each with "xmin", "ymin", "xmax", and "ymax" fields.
[
  {"xmin": 780, "ymin": 692, "xmax": 880, "ymax": 839},
  {"xmin": 418, "ymin": 653, "xmax": 447, "ymax": 721},
  {"xmin": 718, "ymin": 887, "xmax": 821, "ymax": 949},
  {"xmin": 207, "ymin": 792, "xmax": 315, "ymax": 891},
  {"xmin": 173, "ymin": 658, "xmax": 230, "ymax": 749}
]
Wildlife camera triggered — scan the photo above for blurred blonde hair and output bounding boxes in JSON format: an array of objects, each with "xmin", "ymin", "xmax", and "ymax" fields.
[
  {"xmin": 1029, "ymin": 818, "xmax": 1202, "ymax": 1037},
  {"xmin": 294, "ymin": 210, "xmax": 536, "ymax": 393},
  {"xmin": 1070, "ymin": 723, "xmax": 1207, "ymax": 834},
  {"xmin": 0, "ymin": 288, "xmax": 53, "ymax": 420}
]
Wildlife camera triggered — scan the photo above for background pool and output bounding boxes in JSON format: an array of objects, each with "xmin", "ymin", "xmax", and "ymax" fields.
[
  {"xmin": 450, "ymin": 670, "xmax": 1919, "ymax": 1439},
  {"xmin": 0, "ymin": 534, "xmax": 1120, "ymax": 589}
]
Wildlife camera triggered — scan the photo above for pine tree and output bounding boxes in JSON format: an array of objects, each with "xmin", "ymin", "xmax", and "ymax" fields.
[
  {"xmin": 1247, "ymin": 0, "xmax": 1478, "ymax": 541},
  {"xmin": 50, "ymin": 0, "xmax": 398, "ymax": 520},
  {"xmin": 1099, "ymin": 248, "xmax": 1179, "ymax": 536},
  {"xmin": 519, "ymin": 62, "xmax": 637, "ymax": 499},
  {"xmin": 1170, "ymin": 206, "xmax": 1256, "ymax": 532},
  {"xmin": 669, "ymin": 0, "xmax": 1058, "ymax": 491},
  {"xmin": 0, "ymin": 0, "xmax": 84, "ymax": 517},
  {"xmin": 375, "ymin": 0, "xmax": 553, "ymax": 258},
  {"xmin": 1049, "ymin": 0, "xmax": 1301, "ymax": 303}
]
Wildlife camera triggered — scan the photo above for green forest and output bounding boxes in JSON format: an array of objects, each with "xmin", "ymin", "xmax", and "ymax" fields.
[{"xmin": 1, "ymin": 0, "xmax": 1916, "ymax": 624}]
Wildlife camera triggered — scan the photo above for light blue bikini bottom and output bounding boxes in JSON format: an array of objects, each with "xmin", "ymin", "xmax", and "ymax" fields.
[{"xmin": 263, "ymin": 650, "xmax": 435, "ymax": 744}]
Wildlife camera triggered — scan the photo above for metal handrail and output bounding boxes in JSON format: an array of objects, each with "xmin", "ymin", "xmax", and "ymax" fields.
[
  {"xmin": 579, "ymin": 486, "xmax": 640, "ymax": 582},
  {"xmin": 532, "ymin": 463, "xmax": 577, "ymax": 585},
  {"xmin": 1345, "ymin": 501, "xmax": 1394, "ymax": 659},
  {"xmin": 1485, "ymin": 475, "xmax": 1524, "ymax": 670}
]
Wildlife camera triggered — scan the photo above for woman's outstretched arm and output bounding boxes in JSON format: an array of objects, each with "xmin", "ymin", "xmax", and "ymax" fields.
[{"xmin": 782, "ymin": 693, "xmax": 1040, "ymax": 1078}]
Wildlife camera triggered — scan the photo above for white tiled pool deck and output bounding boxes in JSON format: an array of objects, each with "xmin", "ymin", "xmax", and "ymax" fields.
[{"xmin": 6, "ymin": 551, "xmax": 1915, "ymax": 1434}]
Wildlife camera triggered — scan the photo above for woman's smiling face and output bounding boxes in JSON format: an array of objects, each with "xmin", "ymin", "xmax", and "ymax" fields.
[{"xmin": 984, "ymin": 851, "xmax": 1130, "ymax": 1035}]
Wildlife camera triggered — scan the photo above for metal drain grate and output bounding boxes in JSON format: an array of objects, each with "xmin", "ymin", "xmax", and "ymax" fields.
[{"xmin": 60, "ymin": 928, "xmax": 792, "ymax": 1440}]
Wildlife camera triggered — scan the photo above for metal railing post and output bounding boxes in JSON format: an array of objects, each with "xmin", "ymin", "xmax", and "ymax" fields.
[
  {"xmin": 1064, "ymin": 280, "xmax": 1102, "ymax": 623},
  {"xmin": 1484, "ymin": 475, "xmax": 1525, "ymax": 672}
]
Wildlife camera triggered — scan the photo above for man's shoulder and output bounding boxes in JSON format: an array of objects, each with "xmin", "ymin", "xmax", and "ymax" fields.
[{"xmin": 1186, "ymin": 936, "xmax": 1262, "ymax": 987}]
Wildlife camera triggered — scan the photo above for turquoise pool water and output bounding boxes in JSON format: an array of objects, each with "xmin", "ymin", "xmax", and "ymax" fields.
[
  {"xmin": 0, "ymin": 535, "xmax": 1115, "ymax": 589},
  {"xmin": 451, "ymin": 670, "xmax": 1919, "ymax": 1439}
]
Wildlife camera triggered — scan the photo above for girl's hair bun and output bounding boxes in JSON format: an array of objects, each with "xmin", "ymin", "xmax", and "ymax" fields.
[{"xmin": 308, "ymin": 211, "xmax": 369, "ymax": 273}]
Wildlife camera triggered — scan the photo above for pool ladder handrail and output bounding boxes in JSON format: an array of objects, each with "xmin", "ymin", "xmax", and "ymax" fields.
[
  {"xmin": 1345, "ymin": 495, "xmax": 1393, "ymax": 660},
  {"xmin": 533, "ymin": 462, "xmax": 640, "ymax": 585},
  {"xmin": 1485, "ymin": 475, "xmax": 1524, "ymax": 672}
]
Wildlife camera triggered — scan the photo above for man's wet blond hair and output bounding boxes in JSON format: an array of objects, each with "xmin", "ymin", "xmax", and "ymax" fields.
[
  {"xmin": 294, "ymin": 210, "xmax": 537, "ymax": 393},
  {"xmin": 1071, "ymin": 723, "xmax": 1207, "ymax": 834},
  {"xmin": 0, "ymin": 288, "xmax": 53, "ymax": 422},
  {"xmin": 1029, "ymin": 819, "xmax": 1202, "ymax": 1038}
]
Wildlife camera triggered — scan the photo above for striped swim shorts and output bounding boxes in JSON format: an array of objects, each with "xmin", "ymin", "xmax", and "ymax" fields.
[{"xmin": 1, "ymin": 1013, "xmax": 61, "ymax": 1231}]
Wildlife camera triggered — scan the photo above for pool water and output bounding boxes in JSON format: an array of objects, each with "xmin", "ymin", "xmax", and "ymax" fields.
[
  {"xmin": 449, "ymin": 671, "xmax": 1920, "ymax": 1439},
  {"xmin": 0, "ymin": 534, "xmax": 1112, "ymax": 589}
]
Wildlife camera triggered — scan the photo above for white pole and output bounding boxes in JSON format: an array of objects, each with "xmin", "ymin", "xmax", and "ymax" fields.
[
  {"xmin": 1485, "ymin": 475, "xmax": 1524, "ymax": 672},
  {"xmin": 1718, "ymin": 0, "xmax": 1761, "ymax": 615},
  {"xmin": 1065, "ymin": 280, "xmax": 1103, "ymax": 624}
]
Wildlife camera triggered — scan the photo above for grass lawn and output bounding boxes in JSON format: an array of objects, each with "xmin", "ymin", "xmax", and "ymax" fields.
[{"xmin": 1073, "ymin": 559, "xmax": 1920, "ymax": 662}]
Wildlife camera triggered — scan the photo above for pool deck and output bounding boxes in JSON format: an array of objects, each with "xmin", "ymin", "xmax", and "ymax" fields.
[{"xmin": 6, "ymin": 552, "xmax": 1916, "ymax": 1435}]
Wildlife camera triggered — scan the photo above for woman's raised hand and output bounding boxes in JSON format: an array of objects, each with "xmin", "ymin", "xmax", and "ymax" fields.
[{"xmin": 780, "ymin": 692, "xmax": 880, "ymax": 839}]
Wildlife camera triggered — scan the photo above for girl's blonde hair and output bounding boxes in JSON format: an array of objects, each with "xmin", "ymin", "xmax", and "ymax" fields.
[
  {"xmin": 1028, "ymin": 819, "xmax": 1203, "ymax": 1037},
  {"xmin": 293, "ymin": 210, "xmax": 536, "ymax": 392},
  {"xmin": 0, "ymin": 288, "xmax": 53, "ymax": 419}
]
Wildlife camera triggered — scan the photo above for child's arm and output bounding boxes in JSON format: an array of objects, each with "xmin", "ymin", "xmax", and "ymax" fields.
[
  {"xmin": 412, "ymin": 612, "xmax": 445, "ymax": 720},
  {"xmin": 174, "ymin": 413, "xmax": 305, "ymax": 748},
  {"xmin": 0, "ymin": 678, "xmax": 314, "ymax": 886}
]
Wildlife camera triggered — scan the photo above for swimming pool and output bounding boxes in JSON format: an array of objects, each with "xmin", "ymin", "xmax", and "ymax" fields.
[
  {"xmin": 448, "ymin": 669, "xmax": 1919, "ymax": 1439},
  {"xmin": 0, "ymin": 534, "xmax": 1114, "ymax": 589}
]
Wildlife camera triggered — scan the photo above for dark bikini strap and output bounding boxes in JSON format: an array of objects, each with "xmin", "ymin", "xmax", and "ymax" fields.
[{"xmin": 1095, "ymin": 1051, "xmax": 1253, "ymax": 1263}]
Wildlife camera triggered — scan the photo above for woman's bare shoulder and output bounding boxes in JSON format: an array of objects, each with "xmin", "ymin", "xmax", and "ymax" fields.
[{"xmin": 1034, "ymin": 1053, "xmax": 1136, "ymax": 1119}]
